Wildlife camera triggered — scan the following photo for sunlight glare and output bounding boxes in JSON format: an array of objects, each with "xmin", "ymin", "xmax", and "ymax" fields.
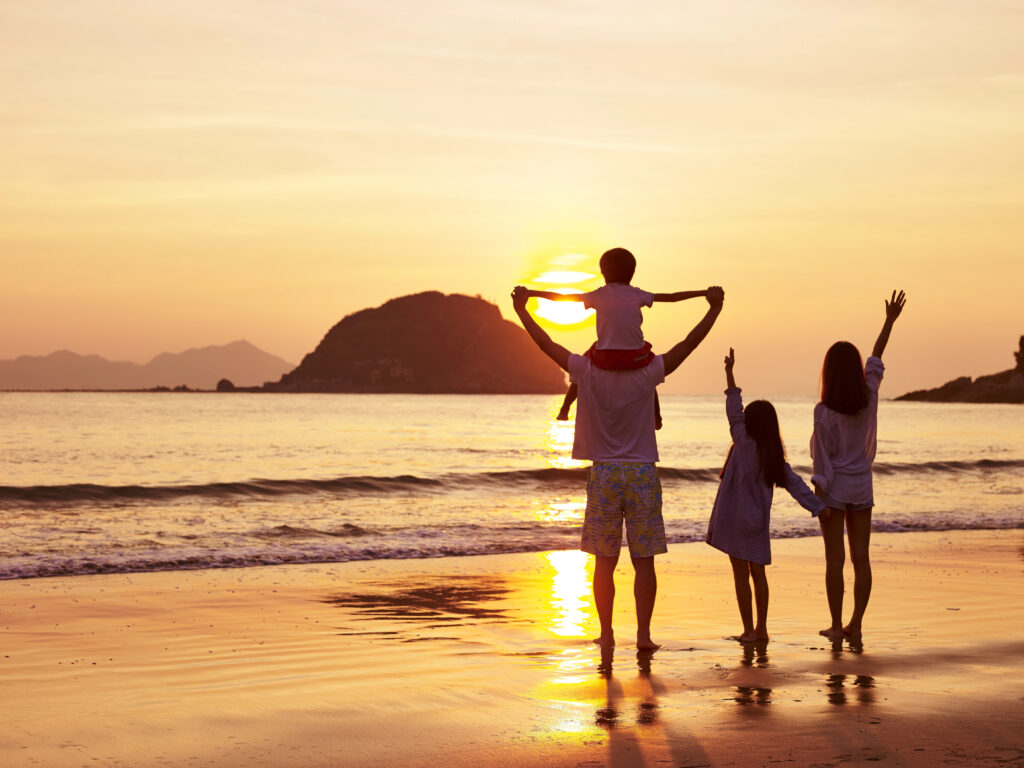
[
  {"xmin": 534, "ymin": 292, "xmax": 594, "ymax": 326},
  {"xmin": 545, "ymin": 550, "xmax": 592, "ymax": 638}
]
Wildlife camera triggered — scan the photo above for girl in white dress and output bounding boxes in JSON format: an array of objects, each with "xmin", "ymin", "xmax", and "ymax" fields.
[
  {"xmin": 707, "ymin": 349, "xmax": 825, "ymax": 643},
  {"xmin": 812, "ymin": 290, "xmax": 906, "ymax": 642}
]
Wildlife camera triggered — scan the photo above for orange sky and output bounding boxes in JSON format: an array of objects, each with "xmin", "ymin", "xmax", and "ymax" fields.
[{"xmin": 3, "ymin": 1, "xmax": 1022, "ymax": 394}]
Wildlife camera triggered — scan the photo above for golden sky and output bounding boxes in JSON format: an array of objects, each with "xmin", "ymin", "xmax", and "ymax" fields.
[{"xmin": 3, "ymin": 1, "xmax": 1022, "ymax": 394}]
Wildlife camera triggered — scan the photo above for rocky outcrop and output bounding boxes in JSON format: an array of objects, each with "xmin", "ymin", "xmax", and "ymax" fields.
[
  {"xmin": 264, "ymin": 291, "xmax": 566, "ymax": 393},
  {"xmin": 896, "ymin": 337, "xmax": 1024, "ymax": 403}
]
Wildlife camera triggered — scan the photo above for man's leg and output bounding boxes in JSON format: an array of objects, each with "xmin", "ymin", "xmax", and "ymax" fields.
[
  {"xmin": 593, "ymin": 554, "xmax": 619, "ymax": 648},
  {"xmin": 631, "ymin": 556, "xmax": 660, "ymax": 651}
]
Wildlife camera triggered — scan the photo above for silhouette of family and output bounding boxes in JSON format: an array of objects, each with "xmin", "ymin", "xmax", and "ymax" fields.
[{"xmin": 512, "ymin": 247, "xmax": 906, "ymax": 650}]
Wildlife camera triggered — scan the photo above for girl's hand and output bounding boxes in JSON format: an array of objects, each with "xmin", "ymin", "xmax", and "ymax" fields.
[
  {"xmin": 724, "ymin": 347, "xmax": 735, "ymax": 372},
  {"xmin": 885, "ymin": 290, "xmax": 906, "ymax": 322}
]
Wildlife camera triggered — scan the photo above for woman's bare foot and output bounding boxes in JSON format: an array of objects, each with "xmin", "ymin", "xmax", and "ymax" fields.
[
  {"xmin": 754, "ymin": 628, "xmax": 769, "ymax": 641},
  {"xmin": 636, "ymin": 636, "xmax": 661, "ymax": 651},
  {"xmin": 843, "ymin": 624, "xmax": 863, "ymax": 640},
  {"xmin": 819, "ymin": 626, "xmax": 845, "ymax": 641},
  {"xmin": 737, "ymin": 629, "xmax": 758, "ymax": 643},
  {"xmin": 593, "ymin": 634, "xmax": 615, "ymax": 649}
]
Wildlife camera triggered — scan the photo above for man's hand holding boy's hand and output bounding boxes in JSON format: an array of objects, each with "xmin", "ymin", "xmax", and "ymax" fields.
[
  {"xmin": 511, "ymin": 285, "xmax": 529, "ymax": 312},
  {"xmin": 707, "ymin": 286, "xmax": 725, "ymax": 309}
]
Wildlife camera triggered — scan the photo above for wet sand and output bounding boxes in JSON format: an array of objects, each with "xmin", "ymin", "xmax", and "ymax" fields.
[{"xmin": 1, "ymin": 530, "xmax": 1022, "ymax": 767}]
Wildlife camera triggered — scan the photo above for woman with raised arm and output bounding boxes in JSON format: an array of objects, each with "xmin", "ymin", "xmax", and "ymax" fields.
[{"xmin": 812, "ymin": 290, "xmax": 906, "ymax": 641}]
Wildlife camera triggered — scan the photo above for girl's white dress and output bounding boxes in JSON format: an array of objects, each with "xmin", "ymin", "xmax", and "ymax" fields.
[{"xmin": 706, "ymin": 388, "xmax": 824, "ymax": 565}]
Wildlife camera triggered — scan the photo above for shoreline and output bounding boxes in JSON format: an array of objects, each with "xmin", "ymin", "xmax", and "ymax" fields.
[{"xmin": 2, "ymin": 529, "xmax": 1022, "ymax": 767}]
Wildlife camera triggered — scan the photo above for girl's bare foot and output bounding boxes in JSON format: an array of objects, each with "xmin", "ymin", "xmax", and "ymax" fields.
[
  {"xmin": 754, "ymin": 628, "xmax": 769, "ymax": 641},
  {"xmin": 593, "ymin": 634, "xmax": 615, "ymax": 648},
  {"xmin": 737, "ymin": 629, "xmax": 758, "ymax": 643},
  {"xmin": 636, "ymin": 636, "xmax": 661, "ymax": 651},
  {"xmin": 843, "ymin": 624, "xmax": 863, "ymax": 640},
  {"xmin": 819, "ymin": 626, "xmax": 845, "ymax": 641}
]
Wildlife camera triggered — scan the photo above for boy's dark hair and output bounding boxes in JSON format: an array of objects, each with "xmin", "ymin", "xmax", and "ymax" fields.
[
  {"xmin": 720, "ymin": 400, "xmax": 788, "ymax": 488},
  {"xmin": 599, "ymin": 247, "xmax": 636, "ymax": 284},
  {"xmin": 820, "ymin": 341, "xmax": 869, "ymax": 415}
]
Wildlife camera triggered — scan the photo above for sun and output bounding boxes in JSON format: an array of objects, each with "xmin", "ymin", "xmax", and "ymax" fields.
[{"xmin": 534, "ymin": 291, "xmax": 594, "ymax": 325}]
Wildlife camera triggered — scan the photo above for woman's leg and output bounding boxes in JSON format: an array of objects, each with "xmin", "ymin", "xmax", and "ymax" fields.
[
  {"xmin": 819, "ymin": 508, "xmax": 847, "ymax": 640},
  {"xmin": 729, "ymin": 556, "xmax": 756, "ymax": 641},
  {"xmin": 844, "ymin": 508, "xmax": 873, "ymax": 638},
  {"xmin": 749, "ymin": 563, "xmax": 769, "ymax": 640}
]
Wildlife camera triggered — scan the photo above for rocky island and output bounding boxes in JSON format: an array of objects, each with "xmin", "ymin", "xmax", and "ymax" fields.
[
  {"xmin": 262, "ymin": 291, "xmax": 567, "ymax": 394},
  {"xmin": 896, "ymin": 336, "xmax": 1024, "ymax": 403}
]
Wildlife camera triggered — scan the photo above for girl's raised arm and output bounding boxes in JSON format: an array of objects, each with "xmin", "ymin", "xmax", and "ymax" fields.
[{"xmin": 871, "ymin": 290, "xmax": 906, "ymax": 359}]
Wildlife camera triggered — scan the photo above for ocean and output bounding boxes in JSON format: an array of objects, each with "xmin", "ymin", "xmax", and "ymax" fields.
[{"xmin": 1, "ymin": 392, "xmax": 1022, "ymax": 579}]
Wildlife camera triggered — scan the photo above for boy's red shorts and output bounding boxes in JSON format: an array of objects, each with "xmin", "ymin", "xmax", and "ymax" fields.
[{"xmin": 584, "ymin": 341, "xmax": 654, "ymax": 370}]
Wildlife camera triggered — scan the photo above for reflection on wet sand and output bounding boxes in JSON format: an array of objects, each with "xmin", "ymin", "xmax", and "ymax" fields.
[
  {"xmin": 733, "ymin": 686, "xmax": 773, "ymax": 706},
  {"xmin": 323, "ymin": 576, "xmax": 510, "ymax": 625},
  {"xmin": 824, "ymin": 674, "xmax": 877, "ymax": 706},
  {"xmin": 740, "ymin": 640, "xmax": 770, "ymax": 668},
  {"xmin": 588, "ymin": 648, "xmax": 712, "ymax": 766}
]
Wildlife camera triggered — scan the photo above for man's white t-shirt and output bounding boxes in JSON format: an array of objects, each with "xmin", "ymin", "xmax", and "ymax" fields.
[
  {"xmin": 568, "ymin": 354, "xmax": 665, "ymax": 462},
  {"xmin": 582, "ymin": 283, "xmax": 654, "ymax": 350}
]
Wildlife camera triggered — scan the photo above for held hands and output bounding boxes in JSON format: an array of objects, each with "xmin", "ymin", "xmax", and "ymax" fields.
[
  {"xmin": 885, "ymin": 290, "xmax": 906, "ymax": 322},
  {"xmin": 706, "ymin": 285, "xmax": 724, "ymax": 309},
  {"xmin": 511, "ymin": 285, "xmax": 529, "ymax": 312}
]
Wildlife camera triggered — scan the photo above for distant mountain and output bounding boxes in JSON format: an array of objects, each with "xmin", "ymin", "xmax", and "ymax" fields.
[
  {"xmin": 264, "ymin": 291, "xmax": 566, "ymax": 393},
  {"xmin": 896, "ymin": 336, "xmax": 1024, "ymax": 403},
  {"xmin": 0, "ymin": 341, "xmax": 294, "ymax": 391}
]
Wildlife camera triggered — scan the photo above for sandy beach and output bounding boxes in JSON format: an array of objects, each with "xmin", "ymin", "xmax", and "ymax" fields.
[{"xmin": 2, "ymin": 529, "xmax": 1022, "ymax": 767}]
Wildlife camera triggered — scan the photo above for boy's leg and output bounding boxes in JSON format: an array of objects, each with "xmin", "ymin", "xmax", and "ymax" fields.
[
  {"xmin": 749, "ymin": 563, "xmax": 769, "ymax": 640},
  {"xmin": 593, "ymin": 554, "xmax": 619, "ymax": 648},
  {"xmin": 558, "ymin": 382, "xmax": 578, "ymax": 420},
  {"xmin": 729, "ymin": 556, "xmax": 755, "ymax": 641},
  {"xmin": 844, "ymin": 509, "xmax": 873, "ymax": 639},
  {"xmin": 631, "ymin": 556, "xmax": 659, "ymax": 651},
  {"xmin": 819, "ymin": 509, "xmax": 847, "ymax": 640}
]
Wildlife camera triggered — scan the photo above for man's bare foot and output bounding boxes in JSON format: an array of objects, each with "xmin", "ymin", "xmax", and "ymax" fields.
[
  {"xmin": 819, "ymin": 626, "xmax": 845, "ymax": 641},
  {"xmin": 636, "ymin": 636, "xmax": 661, "ymax": 651},
  {"xmin": 593, "ymin": 634, "xmax": 615, "ymax": 648},
  {"xmin": 843, "ymin": 624, "xmax": 863, "ymax": 640}
]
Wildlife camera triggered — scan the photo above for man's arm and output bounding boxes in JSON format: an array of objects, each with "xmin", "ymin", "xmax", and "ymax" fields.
[
  {"xmin": 523, "ymin": 289, "xmax": 584, "ymax": 302},
  {"xmin": 662, "ymin": 286, "xmax": 724, "ymax": 376},
  {"xmin": 511, "ymin": 286, "xmax": 571, "ymax": 372},
  {"xmin": 651, "ymin": 289, "xmax": 709, "ymax": 303}
]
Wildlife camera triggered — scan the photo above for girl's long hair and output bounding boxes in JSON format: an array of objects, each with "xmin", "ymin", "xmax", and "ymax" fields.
[
  {"xmin": 820, "ymin": 341, "xmax": 869, "ymax": 415},
  {"xmin": 719, "ymin": 399, "xmax": 788, "ymax": 488}
]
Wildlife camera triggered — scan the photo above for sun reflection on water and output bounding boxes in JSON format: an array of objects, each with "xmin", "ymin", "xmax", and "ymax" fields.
[
  {"xmin": 543, "ymin": 415, "xmax": 587, "ymax": 470},
  {"xmin": 544, "ymin": 550, "xmax": 592, "ymax": 639}
]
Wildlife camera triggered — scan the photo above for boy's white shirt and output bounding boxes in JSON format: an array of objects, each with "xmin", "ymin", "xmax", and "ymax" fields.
[{"xmin": 582, "ymin": 283, "xmax": 654, "ymax": 350}]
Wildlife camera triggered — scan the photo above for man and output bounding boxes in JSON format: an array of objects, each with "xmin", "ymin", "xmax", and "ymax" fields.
[{"xmin": 511, "ymin": 284, "xmax": 724, "ymax": 649}]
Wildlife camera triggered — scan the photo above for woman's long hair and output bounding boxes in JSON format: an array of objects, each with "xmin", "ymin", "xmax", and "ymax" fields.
[
  {"xmin": 720, "ymin": 400, "xmax": 788, "ymax": 488},
  {"xmin": 820, "ymin": 341, "xmax": 869, "ymax": 415}
]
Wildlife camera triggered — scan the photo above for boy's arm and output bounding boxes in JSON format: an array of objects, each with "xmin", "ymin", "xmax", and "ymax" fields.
[
  {"xmin": 523, "ymin": 289, "xmax": 585, "ymax": 302},
  {"xmin": 651, "ymin": 289, "xmax": 709, "ymax": 302},
  {"xmin": 663, "ymin": 286, "xmax": 724, "ymax": 376},
  {"xmin": 511, "ymin": 286, "xmax": 571, "ymax": 372},
  {"xmin": 871, "ymin": 289, "xmax": 906, "ymax": 359}
]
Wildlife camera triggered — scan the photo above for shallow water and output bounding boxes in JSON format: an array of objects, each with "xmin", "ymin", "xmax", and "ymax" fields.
[{"xmin": 1, "ymin": 392, "xmax": 1022, "ymax": 578}]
